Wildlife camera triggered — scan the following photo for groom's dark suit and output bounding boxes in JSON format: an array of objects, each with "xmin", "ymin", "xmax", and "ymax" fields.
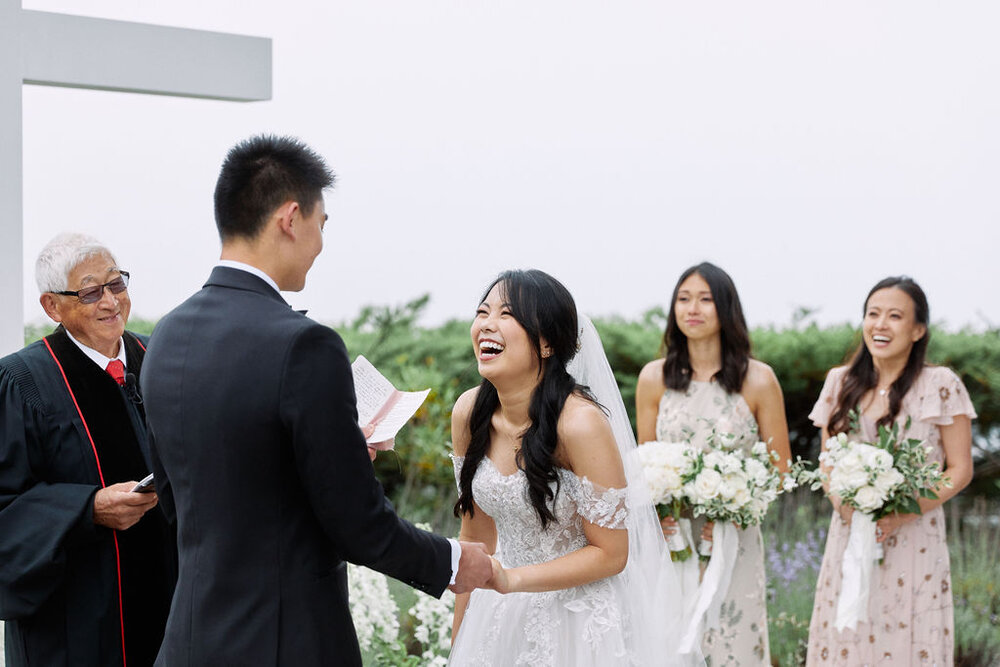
[{"xmin": 141, "ymin": 267, "xmax": 452, "ymax": 666}]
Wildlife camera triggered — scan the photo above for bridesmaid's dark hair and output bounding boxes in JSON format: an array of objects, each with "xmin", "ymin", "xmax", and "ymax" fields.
[
  {"xmin": 454, "ymin": 269, "xmax": 588, "ymax": 529},
  {"xmin": 828, "ymin": 276, "xmax": 930, "ymax": 435},
  {"xmin": 661, "ymin": 262, "xmax": 751, "ymax": 394}
]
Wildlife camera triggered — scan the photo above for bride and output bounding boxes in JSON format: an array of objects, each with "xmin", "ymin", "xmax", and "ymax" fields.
[{"xmin": 449, "ymin": 269, "xmax": 699, "ymax": 666}]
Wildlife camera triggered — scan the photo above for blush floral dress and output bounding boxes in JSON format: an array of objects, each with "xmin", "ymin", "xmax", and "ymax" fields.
[
  {"xmin": 656, "ymin": 380, "xmax": 771, "ymax": 666},
  {"xmin": 806, "ymin": 365, "xmax": 976, "ymax": 666}
]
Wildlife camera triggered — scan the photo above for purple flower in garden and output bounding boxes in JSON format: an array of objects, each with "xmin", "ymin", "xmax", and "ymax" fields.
[{"xmin": 767, "ymin": 528, "xmax": 826, "ymax": 590}]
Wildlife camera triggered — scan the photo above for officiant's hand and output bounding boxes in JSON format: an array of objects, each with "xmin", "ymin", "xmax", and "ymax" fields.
[
  {"xmin": 93, "ymin": 482, "xmax": 159, "ymax": 531},
  {"xmin": 449, "ymin": 541, "xmax": 492, "ymax": 594}
]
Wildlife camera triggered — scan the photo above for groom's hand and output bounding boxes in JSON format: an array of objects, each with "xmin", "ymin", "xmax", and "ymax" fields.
[{"xmin": 449, "ymin": 541, "xmax": 492, "ymax": 594}]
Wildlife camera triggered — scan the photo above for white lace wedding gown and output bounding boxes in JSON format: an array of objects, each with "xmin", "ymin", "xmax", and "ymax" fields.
[{"xmin": 448, "ymin": 455, "xmax": 640, "ymax": 666}]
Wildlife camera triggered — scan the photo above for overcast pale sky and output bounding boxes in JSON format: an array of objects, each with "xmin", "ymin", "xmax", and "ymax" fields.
[{"xmin": 20, "ymin": 0, "xmax": 1000, "ymax": 331}]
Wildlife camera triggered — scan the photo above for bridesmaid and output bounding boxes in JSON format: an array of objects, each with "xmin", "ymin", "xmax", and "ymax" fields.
[
  {"xmin": 636, "ymin": 261, "xmax": 791, "ymax": 665},
  {"xmin": 806, "ymin": 276, "xmax": 975, "ymax": 665}
]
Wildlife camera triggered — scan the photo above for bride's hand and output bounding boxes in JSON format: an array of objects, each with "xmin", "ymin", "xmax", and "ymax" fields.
[{"xmin": 486, "ymin": 556, "xmax": 513, "ymax": 594}]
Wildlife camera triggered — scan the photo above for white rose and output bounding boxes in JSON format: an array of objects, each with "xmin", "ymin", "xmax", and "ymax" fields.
[
  {"xmin": 719, "ymin": 454, "xmax": 743, "ymax": 475},
  {"xmin": 749, "ymin": 497, "xmax": 769, "ymax": 519},
  {"xmin": 692, "ymin": 468, "xmax": 723, "ymax": 502},
  {"xmin": 745, "ymin": 459, "xmax": 769, "ymax": 486},
  {"xmin": 662, "ymin": 469, "xmax": 683, "ymax": 496},
  {"xmin": 867, "ymin": 448, "xmax": 893, "ymax": 471},
  {"xmin": 703, "ymin": 451, "xmax": 725, "ymax": 471},
  {"xmin": 730, "ymin": 485, "xmax": 752, "ymax": 509},
  {"xmin": 831, "ymin": 466, "xmax": 869, "ymax": 495},
  {"xmin": 752, "ymin": 441, "xmax": 769, "ymax": 458},
  {"xmin": 837, "ymin": 451, "xmax": 865, "ymax": 475},
  {"xmin": 873, "ymin": 468, "xmax": 904, "ymax": 496},
  {"xmin": 853, "ymin": 485, "xmax": 885, "ymax": 513}
]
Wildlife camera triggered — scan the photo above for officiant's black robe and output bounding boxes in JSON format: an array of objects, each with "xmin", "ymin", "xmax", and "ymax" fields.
[{"xmin": 0, "ymin": 328, "xmax": 175, "ymax": 667}]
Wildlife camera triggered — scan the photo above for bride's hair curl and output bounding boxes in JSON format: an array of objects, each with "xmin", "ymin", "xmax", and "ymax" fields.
[{"xmin": 455, "ymin": 269, "xmax": 594, "ymax": 529}]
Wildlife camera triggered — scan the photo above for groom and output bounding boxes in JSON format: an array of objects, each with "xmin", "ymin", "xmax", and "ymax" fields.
[{"xmin": 141, "ymin": 135, "xmax": 492, "ymax": 666}]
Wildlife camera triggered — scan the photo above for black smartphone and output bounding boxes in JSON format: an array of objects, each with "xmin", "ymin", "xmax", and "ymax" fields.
[{"xmin": 131, "ymin": 473, "xmax": 155, "ymax": 493}]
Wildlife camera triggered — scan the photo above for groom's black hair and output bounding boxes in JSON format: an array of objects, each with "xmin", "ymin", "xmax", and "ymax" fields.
[
  {"xmin": 455, "ymin": 269, "xmax": 595, "ymax": 529},
  {"xmin": 214, "ymin": 134, "xmax": 335, "ymax": 241}
]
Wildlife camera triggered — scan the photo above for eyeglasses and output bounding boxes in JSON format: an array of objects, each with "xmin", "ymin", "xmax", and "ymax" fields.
[{"xmin": 55, "ymin": 271, "xmax": 130, "ymax": 304}]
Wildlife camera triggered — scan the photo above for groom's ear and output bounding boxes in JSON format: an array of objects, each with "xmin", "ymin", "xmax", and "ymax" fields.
[{"xmin": 274, "ymin": 200, "xmax": 301, "ymax": 239}]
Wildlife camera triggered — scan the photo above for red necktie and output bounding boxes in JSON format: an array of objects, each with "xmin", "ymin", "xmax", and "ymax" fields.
[{"xmin": 106, "ymin": 359, "xmax": 126, "ymax": 386}]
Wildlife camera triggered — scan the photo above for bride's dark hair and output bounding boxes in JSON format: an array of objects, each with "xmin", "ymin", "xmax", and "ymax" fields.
[
  {"xmin": 661, "ymin": 262, "xmax": 750, "ymax": 394},
  {"xmin": 454, "ymin": 269, "xmax": 588, "ymax": 529},
  {"xmin": 828, "ymin": 276, "xmax": 930, "ymax": 435}
]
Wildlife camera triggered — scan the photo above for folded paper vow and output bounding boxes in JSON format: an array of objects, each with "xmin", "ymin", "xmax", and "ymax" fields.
[{"xmin": 351, "ymin": 355, "xmax": 431, "ymax": 448}]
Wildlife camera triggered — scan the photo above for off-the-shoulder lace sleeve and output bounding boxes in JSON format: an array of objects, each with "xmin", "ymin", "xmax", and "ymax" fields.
[
  {"xmin": 450, "ymin": 454, "xmax": 464, "ymax": 491},
  {"xmin": 572, "ymin": 476, "xmax": 629, "ymax": 529},
  {"xmin": 809, "ymin": 366, "xmax": 848, "ymax": 428},
  {"xmin": 916, "ymin": 367, "xmax": 977, "ymax": 425}
]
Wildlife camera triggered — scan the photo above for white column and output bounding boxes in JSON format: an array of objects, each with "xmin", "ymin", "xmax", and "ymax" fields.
[{"xmin": 1, "ymin": 0, "xmax": 24, "ymax": 354}]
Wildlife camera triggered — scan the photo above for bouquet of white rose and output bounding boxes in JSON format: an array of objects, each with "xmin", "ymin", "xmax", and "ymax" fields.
[
  {"xmin": 677, "ymin": 440, "xmax": 793, "ymax": 652},
  {"xmin": 686, "ymin": 441, "xmax": 792, "ymax": 545},
  {"xmin": 819, "ymin": 419, "xmax": 947, "ymax": 631},
  {"xmin": 635, "ymin": 441, "xmax": 699, "ymax": 561},
  {"xmin": 821, "ymin": 420, "xmax": 945, "ymax": 562}
]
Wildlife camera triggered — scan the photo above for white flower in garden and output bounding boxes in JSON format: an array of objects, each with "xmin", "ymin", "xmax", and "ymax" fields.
[
  {"xmin": 691, "ymin": 468, "xmax": 723, "ymax": 502},
  {"xmin": 410, "ymin": 587, "xmax": 455, "ymax": 662},
  {"xmin": 853, "ymin": 485, "xmax": 885, "ymax": 513},
  {"xmin": 348, "ymin": 564, "xmax": 400, "ymax": 652}
]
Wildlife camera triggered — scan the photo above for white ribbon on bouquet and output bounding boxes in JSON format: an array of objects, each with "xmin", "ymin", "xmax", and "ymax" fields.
[
  {"xmin": 835, "ymin": 511, "xmax": 879, "ymax": 631},
  {"xmin": 679, "ymin": 521, "xmax": 739, "ymax": 653},
  {"xmin": 673, "ymin": 518, "xmax": 701, "ymax": 617}
]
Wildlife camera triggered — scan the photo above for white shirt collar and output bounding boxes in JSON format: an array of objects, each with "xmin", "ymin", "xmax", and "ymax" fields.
[
  {"xmin": 64, "ymin": 329, "xmax": 127, "ymax": 370},
  {"xmin": 216, "ymin": 260, "xmax": 281, "ymax": 294}
]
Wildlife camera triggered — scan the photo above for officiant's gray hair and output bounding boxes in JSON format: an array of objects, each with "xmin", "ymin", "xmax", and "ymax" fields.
[{"xmin": 35, "ymin": 232, "xmax": 118, "ymax": 293}]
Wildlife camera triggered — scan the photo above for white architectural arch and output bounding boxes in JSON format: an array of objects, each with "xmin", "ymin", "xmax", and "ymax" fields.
[{"xmin": 1, "ymin": 0, "xmax": 271, "ymax": 353}]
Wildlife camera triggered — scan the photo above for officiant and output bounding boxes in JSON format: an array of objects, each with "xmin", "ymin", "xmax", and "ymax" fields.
[{"xmin": 0, "ymin": 233, "xmax": 175, "ymax": 667}]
